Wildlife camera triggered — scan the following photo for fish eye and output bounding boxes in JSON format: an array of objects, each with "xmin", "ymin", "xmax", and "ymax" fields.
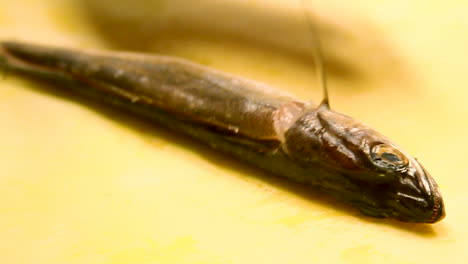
[{"xmin": 370, "ymin": 143, "xmax": 409, "ymax": 171}]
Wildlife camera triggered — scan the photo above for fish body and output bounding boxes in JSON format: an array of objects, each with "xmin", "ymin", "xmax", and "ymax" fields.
[{"xmin": 0, "ymin": 41, "xmax": 445, "ymax": 223}]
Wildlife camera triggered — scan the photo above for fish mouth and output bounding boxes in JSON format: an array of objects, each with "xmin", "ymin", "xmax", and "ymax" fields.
[
  {"xmin": 389, "ymin": 160, "xmax": 445, "ymax": 223},
  {"xmin": 415, "ymin": 163, "xmax": 445, "ymax": 223},
  {"xmin": 425, "ymin": 170, "xmax": 445, "ymax": 223},
  {"xmin": 428, "ymin": 193, "xmax": 445, "ymax": 223}
]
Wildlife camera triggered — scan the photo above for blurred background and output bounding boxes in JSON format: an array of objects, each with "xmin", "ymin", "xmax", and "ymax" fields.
[{"xmin": 0, "ymin": 0, "xmax": 467, "ymax": 263}]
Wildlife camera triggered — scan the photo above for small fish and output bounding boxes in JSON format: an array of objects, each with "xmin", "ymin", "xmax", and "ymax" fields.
[{"xmin": 0, "ymin": 40, "xmax": 444, "ymax": 223}]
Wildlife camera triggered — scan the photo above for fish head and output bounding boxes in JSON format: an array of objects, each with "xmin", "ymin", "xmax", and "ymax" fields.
[{"xmin": 285, "ymin": 106, "xmax": 445, "ymax": 223}]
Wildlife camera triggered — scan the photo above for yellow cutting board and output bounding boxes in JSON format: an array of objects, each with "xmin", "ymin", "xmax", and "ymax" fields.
[{"xmin": 0, "ymin": 0, "xmax": 466, "ymax": 263}]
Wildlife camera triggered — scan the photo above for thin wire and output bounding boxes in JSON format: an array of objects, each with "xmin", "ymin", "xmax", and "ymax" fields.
[{"xmin": 301, "ymin": 0, "xmax": 329, "ymax": 108}]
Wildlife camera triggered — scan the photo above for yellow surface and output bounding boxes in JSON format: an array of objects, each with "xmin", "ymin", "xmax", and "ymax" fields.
[{"xmin": 0, "ymin": 0, "xmax": 466, "ymax": 263}]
